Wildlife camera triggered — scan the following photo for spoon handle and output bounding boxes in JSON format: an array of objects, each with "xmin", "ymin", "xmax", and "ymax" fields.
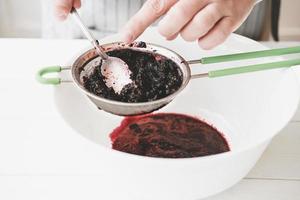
[
  {"xmin": 208, "ymin": 58, "xmax": 300, "ymax": 78},
  {"xmin": 70, "ymin": 8, "xmax": 108, "ymax": 60},
  {"xmin": 188, "ymin": 46, "xmax": 300, "ymax": 65}
]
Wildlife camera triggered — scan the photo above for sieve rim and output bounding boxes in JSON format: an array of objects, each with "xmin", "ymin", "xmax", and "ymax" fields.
[{"xmin": 70, "ymin": 42, "xmax": 192, "ymax": 107}]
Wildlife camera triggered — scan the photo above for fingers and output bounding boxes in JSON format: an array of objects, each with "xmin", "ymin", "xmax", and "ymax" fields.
[
  {"xmin": 121, "ymin": 0, "xmax": 178, "ymax": 43},
  {"xmin": 158, "ymin": 0, "xmax": 208, "ymax": 39},
  {"xmin": 54, "ymin": 0, "xmax": 81, "ymax": 21},
  {"xmin": 180, "ymin": 3, "xmax": 224, "ymax": 42},
  {"xmin": 122, "ymin": 0, "xmax": 252, "ymax": 49},
  {"xmin": 198, "ymin": 17, "xmax": 235, "ymax": 50}
]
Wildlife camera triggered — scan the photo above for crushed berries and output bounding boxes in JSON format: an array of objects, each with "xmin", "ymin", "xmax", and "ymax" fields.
[{"xmin": 83, "ymin": 44, "xmax": 183, "ymax": 103}]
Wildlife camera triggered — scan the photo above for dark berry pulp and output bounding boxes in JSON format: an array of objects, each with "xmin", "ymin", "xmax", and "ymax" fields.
[
  {"xmin": 83, "ymin": 47, "xmax": 183, "ymax": 103},
  {"xmin": 110, "ymin": 113, "xmax": 230, "ymax": 158}
]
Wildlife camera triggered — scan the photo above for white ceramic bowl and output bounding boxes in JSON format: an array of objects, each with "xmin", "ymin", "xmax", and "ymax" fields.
[{"xmin": 54, "ymin": 28, "xmax": 300, "ymax": 200}]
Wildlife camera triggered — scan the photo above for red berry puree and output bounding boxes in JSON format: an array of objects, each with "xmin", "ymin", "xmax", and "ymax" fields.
[{"xmin": 110, "ymin": 113, "xmax": 230, "ymax": 158}]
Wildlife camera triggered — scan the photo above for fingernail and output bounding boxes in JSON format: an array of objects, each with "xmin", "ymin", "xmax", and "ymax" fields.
[
  {"xmin": 57, "ymin": 14, "xmax": 67, "ymax": 20},
  {"xmin": 55, "ymin": 10, "xmax": 68, "ymax": 21},
  {"xmin": 166, "ymin": 33, "xmax": 178, "ymax": 41},
  {"xmin": 121, "ymin": 31, "xmax": 134, "ymax": 44},
  {"xmin": 198, "ymin": 40, "xmax": 212, "ymax": 50}
]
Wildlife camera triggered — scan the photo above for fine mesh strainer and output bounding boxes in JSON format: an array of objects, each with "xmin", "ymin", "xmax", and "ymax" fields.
[{"xmin": 36, "ymin": 42, "xmax": 300, "ymax": 116}]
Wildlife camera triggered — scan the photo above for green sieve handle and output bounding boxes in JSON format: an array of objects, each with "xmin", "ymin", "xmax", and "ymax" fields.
[
  {"xmin": 199, "ymin": 46, "xmax": 300, "ymax": 64},
  {"xmin": 36, "ymin": 66, "xmax": 62, "ymax": 85},
  {"xmin": 208, "ymin": 58, "xmax": 300, "ymax": 78}
]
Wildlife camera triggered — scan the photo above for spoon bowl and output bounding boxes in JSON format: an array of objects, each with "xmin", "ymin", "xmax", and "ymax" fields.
[{"xmin": 101, "ymin": 56, "xmax": 133, "ymax": 94}]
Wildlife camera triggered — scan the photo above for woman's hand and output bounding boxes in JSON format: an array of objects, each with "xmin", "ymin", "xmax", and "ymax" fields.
[
  {"xmin": 54, "ymin": 0, "xmax": 81, "ymax": 20},
  {"xmin": 122, "ymin": 0, "xmax": 256, "ymax": 49}
]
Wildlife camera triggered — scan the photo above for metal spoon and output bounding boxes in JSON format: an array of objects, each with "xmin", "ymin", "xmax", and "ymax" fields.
[{"xmin": 70, "ymin": 8, "xmax": 132, "ymax": 94}]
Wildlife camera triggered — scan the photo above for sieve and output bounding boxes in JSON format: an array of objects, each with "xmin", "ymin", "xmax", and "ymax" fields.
[{"xmin": 37, "ymin": 42, "xmax": 300, "ymax": 116}]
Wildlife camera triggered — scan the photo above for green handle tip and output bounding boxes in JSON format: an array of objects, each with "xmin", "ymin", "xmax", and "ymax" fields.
[{"xmin": 36, "ymin": 66, "xmax": 62, "ymax": 85}]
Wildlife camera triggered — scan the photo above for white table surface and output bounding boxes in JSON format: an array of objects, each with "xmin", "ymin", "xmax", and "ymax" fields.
[{"xmin": 0, "ymin": 39, "xmax": 299, "ymax": 200}]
